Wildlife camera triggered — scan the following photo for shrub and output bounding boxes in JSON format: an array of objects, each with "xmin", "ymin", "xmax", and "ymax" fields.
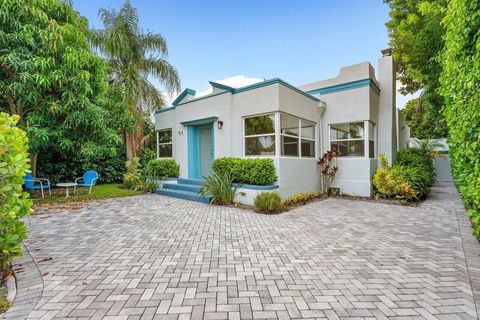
[
  {"xmin": 198, "ymin": 171, "xmax": 240, "ymax": 204},
  {"xmin": 145, "ymin": 159, "xmax": 179, "ymax": 178},
  {"xmin": 396, "ymin": 147, "xmax": 435, "ymax": 184},
  {"xmin": 0, "ymin": 113, "xmax": 32, "ymax": 269},
  {"xmin": 37, "ymin": 146, "xmax": 126, "ymax": 184},
  {"xmin": 254, "ymin": 192, "xmax": 283, "ymax": 213},
  {"xmin": 373, "ymin": 154, "xmax": 432, "ymax": 201},
  {"xmin": 212, "ymin": 157, "xmax": 277, "ymax": 186},
  {"xmin": 283, "ymin": 193, "xmax": 311, "ymax": 206},
  {"xmin": 139, "ymin": 145, "xmax": 156, "ymax": 169},
  {"xmin": 123, "ymin": 157, "xmax": 142, "ymax": 189}
]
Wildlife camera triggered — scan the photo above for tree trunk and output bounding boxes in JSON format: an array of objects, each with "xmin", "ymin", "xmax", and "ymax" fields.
[{"xmin": 30, "ymin": 153, "xmax": 38, "ymax": 177}]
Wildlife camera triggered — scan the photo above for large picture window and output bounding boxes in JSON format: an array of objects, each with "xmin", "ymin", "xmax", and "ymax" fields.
[
  {"xmin": 244, "ymin": 114, "xmax": 275, "ymax": 156},
  {"xmin": 244, "ymin": 113, "xmax": 316, "ymax": 158},
  {"xmin": 157, "ymin": 128, "xmax": 173, "ymax": 158},
  {"xmin": 329, "ymin": 121, "xmax": 375, "ymax": 158}
]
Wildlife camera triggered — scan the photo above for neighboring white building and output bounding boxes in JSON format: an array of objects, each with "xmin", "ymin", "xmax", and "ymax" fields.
[{"xmin": 154, "ymin": 49, "xmax": 410, "ymax": 204}]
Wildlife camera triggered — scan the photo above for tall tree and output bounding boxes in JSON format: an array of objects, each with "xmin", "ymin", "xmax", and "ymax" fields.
[
  {"xmin": 0, "ymin": 0, "xmax": 122, "ymax": 174},
  {"xmin": 92, "ymin": 0, "xmax": 180, "ymax": 159},
  {"xmin": 385, "ymin": 0, "xmax": 448, "ymax": 139}
]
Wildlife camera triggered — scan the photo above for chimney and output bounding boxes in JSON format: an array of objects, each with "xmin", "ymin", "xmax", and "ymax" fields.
[{"xmin": 381, "ymin": 48, "xmax": 393, "ymax": 57}]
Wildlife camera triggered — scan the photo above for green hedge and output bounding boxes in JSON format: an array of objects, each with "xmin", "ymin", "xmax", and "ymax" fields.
[
  {"xmin": 212, "ymin": 157, "xmax": 277, "ymax": 186},
  {"xmin": 145, "ymin": 159, "xmax": 180, "ymax": 178},
  {"xmin": 0, "ymin": 113, "xmax": 32, "ymax": 269},
  {"xmin": 440, "ymin": 0, "xmax": 480, "ymax": 238}
]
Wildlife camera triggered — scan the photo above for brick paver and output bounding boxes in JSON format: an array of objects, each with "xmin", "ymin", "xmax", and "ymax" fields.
[{"xmin": 4, "ymin": 181, "xmax": 479, "ymax": 319}]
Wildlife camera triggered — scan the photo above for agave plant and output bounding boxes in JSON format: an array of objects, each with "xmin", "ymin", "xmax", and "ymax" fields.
[{"xmin": 198, "ymin": 172, "xmax": 240, "ymax": 205}]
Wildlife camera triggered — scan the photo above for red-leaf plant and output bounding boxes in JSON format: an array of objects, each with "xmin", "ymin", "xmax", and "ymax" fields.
[{"xmin": 317, "ymin": 151, "xmax": 339, "ymax": 195}]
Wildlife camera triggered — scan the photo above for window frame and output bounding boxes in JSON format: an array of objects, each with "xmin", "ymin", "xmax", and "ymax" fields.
[
  {"xmin": 328, "ymin": 121, "xmax": 376, "ymax": 158},
  {"xmin": 157, "ymin": 128, "xmax": 173, "ymax": 158},
  {"xmin": 243, "ymin": 112, "xmax": 317, "ymax": 158},
  {"xmin": 243, "ymin": 113, "xmax": 276, "ymax": 157}
]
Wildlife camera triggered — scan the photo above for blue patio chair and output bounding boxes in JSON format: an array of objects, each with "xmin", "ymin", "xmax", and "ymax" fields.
[
  {"xmin": 74, "ymin": 170, "xmax": 99, "ymax": 194},
  {"xmin": 24, "ymin": 172, "xmax": 51, "ymax": 199}
]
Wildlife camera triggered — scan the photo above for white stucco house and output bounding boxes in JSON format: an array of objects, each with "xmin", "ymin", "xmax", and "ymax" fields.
[{"xmin": 154, "ymin": 49, "xmax": 410, "ymax": 204}]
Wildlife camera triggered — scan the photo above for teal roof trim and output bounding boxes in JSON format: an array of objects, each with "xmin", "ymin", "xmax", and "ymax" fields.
[
  {"xmin": 172, "ymin": 88, "xmax": 196, "ymax": 106},
  {"xmin": 155, "ymin": 106, "xmax": 176, "ymax": 114},
  {"xmin": 234, "ymin": 78, "xmax": 320, "ymax": 102},
  {"xmin": 209, "ymin": 81, "xmax": 234, "ymax": 92},
  {"xmin": 305, "ymin": 78, "xmax": 380, "ymax": 96},
  {"xmin": 176, "ymin": 91, "xmax": 230, "ymax": 106},
  {"xmin": 180, "ymin": 116, "xmax": 218, "ymax": 126}
]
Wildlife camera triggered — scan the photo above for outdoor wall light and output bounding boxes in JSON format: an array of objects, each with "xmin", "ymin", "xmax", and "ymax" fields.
[{"xmin": 217, "ymin": 121, "xmax": 224, "ymax": 129}]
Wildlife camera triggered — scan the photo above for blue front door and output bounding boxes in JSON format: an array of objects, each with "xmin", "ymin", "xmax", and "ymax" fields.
[{"xmin": 188, "ymin": 124, "xmax": 214, "ymax": 178}]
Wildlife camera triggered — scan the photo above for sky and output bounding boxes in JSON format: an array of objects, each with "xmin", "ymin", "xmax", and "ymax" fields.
[{"xmin": 72, "ymin": 0, "xmax": 416, "ymax": 108}]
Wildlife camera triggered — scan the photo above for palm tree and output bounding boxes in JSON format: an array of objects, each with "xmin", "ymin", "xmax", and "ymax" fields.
[{"xmin": 92, "ymin": 0, "xmax": 180, "ymax": 159}]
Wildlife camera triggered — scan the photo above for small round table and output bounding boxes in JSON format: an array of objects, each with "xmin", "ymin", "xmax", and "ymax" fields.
[{"xmin": 56, "ymin": 183, "xmax": 78, "ymax": 198}]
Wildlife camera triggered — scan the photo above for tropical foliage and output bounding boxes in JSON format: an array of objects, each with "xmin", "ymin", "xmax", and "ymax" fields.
[
  {"xmin": 385, "ymin": 0, "xmax": 448, "ymax": 139},
  {"xmin": 0, "ymin": 113, "xmax": 32, "ymax": 269},
  {"xmin": 198, "ymin": 171, "xmax": 240, "ymax": 205},
  {"xmin": 92, "ymin": 0, "xmax": 180, "ymax": 159},
  {"xmin": 254, "ymin": 192, "xmax": 283, "ymax": 213},
  {"xmin": 211, "ymin": 157, "xmax": 277, "ymax": 186},
  {"xmin": 317, "ymin": 151, "xmax": 339, "ymax": 195},
  {"xmin": 440, "ymin": 0, "xmax": 480, "ymax": 238},
  {"xmin": 373, "ymin": 144, "xmax": 436, "ymax": 201},
  {"xmin": 0, "ymin": 0, "xmax": 125, "ymax": 175}
]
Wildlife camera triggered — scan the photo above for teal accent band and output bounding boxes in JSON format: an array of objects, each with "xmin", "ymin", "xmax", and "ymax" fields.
[
  {"xmin": 306, "ymin": 78, "xmax": 380, "ymax": 95},
  {"xmin": 233, "ymin": 183, "xmax": 279, "ymax": 190},
  {"xmin": 181, "ymin": 116, "xmax": 218, "ymax": 126},
  {"xmin": 155, "ymin": 106, "xmax": 176, "ymax": 114},
  {"xmin": 172, "ymin": 88, "xmax": 196, "ymax": 106},
  {"xmin": 209, "ymin": 81, "xmax": 234, "ymax": 91}
]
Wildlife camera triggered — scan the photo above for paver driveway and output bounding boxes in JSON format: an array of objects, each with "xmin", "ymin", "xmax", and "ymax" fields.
[{"xmin": 4, "ymin": 182, "xmax": 480, "ymax": 319}]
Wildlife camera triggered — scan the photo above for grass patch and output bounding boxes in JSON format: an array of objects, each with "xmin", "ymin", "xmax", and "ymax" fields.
[{"xmin": 32, "ymin": 183, "xmax": 143, "ymax": 205}]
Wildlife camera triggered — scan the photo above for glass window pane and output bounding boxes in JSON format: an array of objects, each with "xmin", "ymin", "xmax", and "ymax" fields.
[
  {"xmin": 245, "ymin": 136, "xmax": 275, "ymax": 156},
  {"xmin": 331, "ymin": 140, "xmax": 364, "ymax": 157},
  {"xmin": 158, "ymin": 129, "xmax": 172, "ymax": 143},
  {"xmin": 330, "ymin": 123, "xmax": 349, "ymax": 140},
  {"xmin": 281, "ymin": 135, "xmax": 298, "ymax": 156},
  {"xmin": 245, "ymin": 115, "xmax": 275, "ymax": 136},
  {"xmin": 349, "ymin": 122, "xmax": 365, "ymax": 138},
  {"xmin": 330, "ymin": 122, "xmax": 365, "ymax": 140},
  {"xmin": 281, "ymin": 114, "xmax": 299, "ymax": 136},
  {"xmin": 369, "ymin": 122, "xmax": 375, "ymax": 140},
  {"xmin": 301, "ymin": 120, "xmax": 315, "ymax": 139},
  {"xmin": 159, "ymin": 144, "xmax": 172, "ymax": 157},
  {"xmin": 301, "ymin": 139, "xmax": 315, "ymax": 157}
]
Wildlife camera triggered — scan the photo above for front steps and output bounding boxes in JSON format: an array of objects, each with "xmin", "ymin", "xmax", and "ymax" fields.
[{"xmin": 155, "ymin": 178, "xmax": 212, "ymax": 204}]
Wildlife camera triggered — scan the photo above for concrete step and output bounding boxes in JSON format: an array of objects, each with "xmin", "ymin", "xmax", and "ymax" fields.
[
  {"xmin": 155, "ymin": 188, "xmax": 212, "ymax": 204},
  {"xmin": 165, "ymin": 183, "xmax": 202, "ymax": 193},
  {"xmin": 176, "ymin": 178, "xmax": 205, "ymax": 186}
]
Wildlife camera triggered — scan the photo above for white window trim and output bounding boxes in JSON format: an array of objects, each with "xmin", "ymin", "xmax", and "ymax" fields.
[
  {"xmin": 243, "ymin": 113, "xmax": 276, "ymax": 157},
  {"xmin": 328, "ymin": 121, "xmax": 376, "ymax": 159},
  {"xmin": 157, "ymin": 128, "xmax": 173, "ymax": 158},
  {"xmin": 243, "ymin": 112, "xmax": 317, "ymax": 158}
]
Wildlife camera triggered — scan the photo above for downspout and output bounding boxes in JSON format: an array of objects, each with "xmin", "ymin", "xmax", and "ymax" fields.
[{"xmin": 317, "ymin": 100, "xmax": 326, "ymax": 157}]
